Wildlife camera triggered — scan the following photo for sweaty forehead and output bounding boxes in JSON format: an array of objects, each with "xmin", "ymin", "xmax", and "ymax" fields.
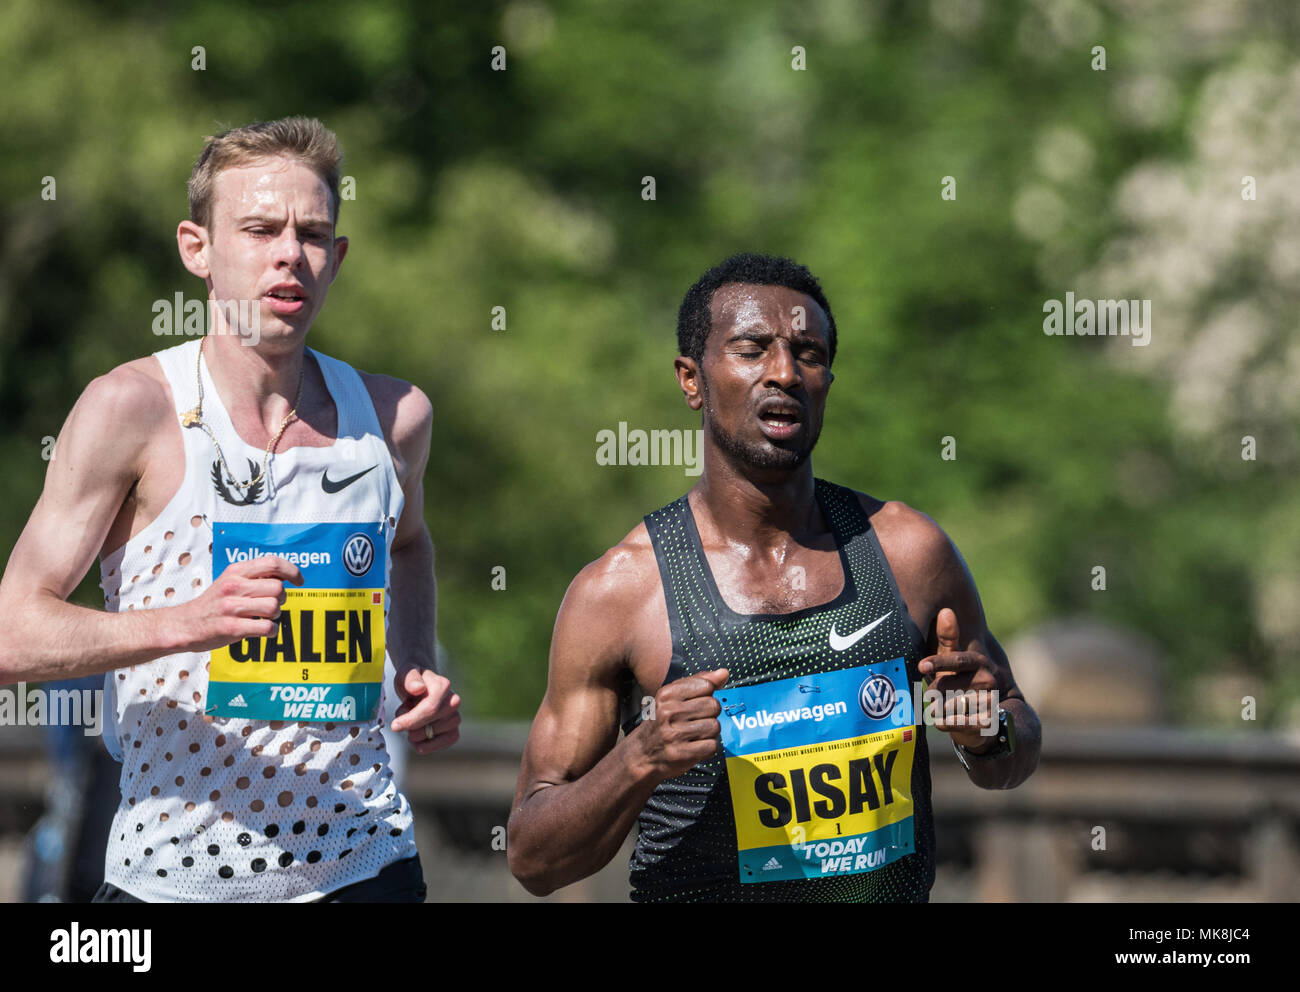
[
  {"xmin": 709, "ymin": 282, "xmax": 827, "ymax": 336},
  {"xmin": 211, "ymin": 156, "xmax": 333, "ymax": 221}
]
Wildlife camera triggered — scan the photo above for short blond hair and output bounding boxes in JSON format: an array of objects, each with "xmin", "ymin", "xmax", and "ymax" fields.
[{"xmin": 188, "ymin": 116, "xmax": 343, "ymax": 231}]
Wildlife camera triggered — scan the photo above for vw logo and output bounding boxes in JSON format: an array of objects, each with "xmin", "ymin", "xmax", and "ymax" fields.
[
  {"xmin": 343, "ymin": 533, "xmax": 375, "ymax": 577},
  {"xmin": 858, "ymin": 674, "xmax": 896, "ymax": 720}
]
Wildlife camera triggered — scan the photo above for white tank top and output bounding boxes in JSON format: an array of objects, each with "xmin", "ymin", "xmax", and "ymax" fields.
[{"xmin": 98, "ymin": 337, "xmax": 416, "ymax": 902}]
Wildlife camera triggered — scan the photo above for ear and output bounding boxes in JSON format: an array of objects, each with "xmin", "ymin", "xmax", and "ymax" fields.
[
  {"xmin": 177, "ymin": 220, "xmax": 211, "ymax": 280},
  {"xmin": 675, "ymin": 356, "xmax": 703, "ymax": 411},
  {"xmin": 330, "ymin": 235, "xmax": 349, "ymax": 281}
]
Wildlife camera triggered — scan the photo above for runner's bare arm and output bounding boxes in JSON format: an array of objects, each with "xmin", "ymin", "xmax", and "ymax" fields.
[
  {"xmin": 364, "ymin": 373, "xmax": 458, "ymax": 753},
  {"xmin": 869, "ymin": 498, "xmax": 1041, "ymax": 790},
  {"xmin": 507, "ymin": 553, "xmax": 671, "ymax": 896},
  {"xmin": 0, "ymin": 365, "xmax": 300, "ymax": 685},
  {"xmin": 509, "ymin": 529, "xmax": 729, "ymax": 896}
]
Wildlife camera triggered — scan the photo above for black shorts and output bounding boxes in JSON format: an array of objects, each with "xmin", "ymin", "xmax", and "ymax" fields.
[{"xmin": 90, "ymin": 854, "xmax": 426, "ymax": 903}]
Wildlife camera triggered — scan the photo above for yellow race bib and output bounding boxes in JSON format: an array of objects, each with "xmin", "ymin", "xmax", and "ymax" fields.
[
  {"xmin": 717, "ymin": 659, "xmax": 917, "ymax": 882},
  {"xmin": 207, "ymin": 521, "xmax": 385, "ymax": 722}
]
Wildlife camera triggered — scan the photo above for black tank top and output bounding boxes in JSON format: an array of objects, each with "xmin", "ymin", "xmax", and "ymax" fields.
[{"xmin": 619, "ymin": 479, "xmax": 935, "ymax": 902}]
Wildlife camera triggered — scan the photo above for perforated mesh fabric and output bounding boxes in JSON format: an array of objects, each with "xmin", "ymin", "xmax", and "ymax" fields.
[
  {"xmin": 626, "ymin": 480, "xmax": 936, "ymax": 903},
  {"xmin": 99, "ymin": 339, "xmax": 416, "ymax": 902}
]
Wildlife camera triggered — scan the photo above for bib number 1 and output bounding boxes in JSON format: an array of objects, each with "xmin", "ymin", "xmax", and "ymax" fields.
[{"xmin": 717, "ymin": 658, "xmax": 918, "ymax": 883}]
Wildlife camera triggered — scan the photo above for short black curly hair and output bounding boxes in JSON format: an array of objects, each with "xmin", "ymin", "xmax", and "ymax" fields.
[{"xmin": 676, "ymin": 253, "xmax": 836, "ymax": 365}]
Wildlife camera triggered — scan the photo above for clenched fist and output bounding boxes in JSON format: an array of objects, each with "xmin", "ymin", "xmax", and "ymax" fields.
[
  {"xmin": 169, "ymin": 555, "xmax": 304, "ymax": 654},
  {"xmin": 628, "ymin": 668, "xmax": 729, "ymax": 784}
]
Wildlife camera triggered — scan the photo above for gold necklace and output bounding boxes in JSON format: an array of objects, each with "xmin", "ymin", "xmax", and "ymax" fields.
[{"xmin": 181, "ymin": 335, "xmax": 304, "ymax": 492}]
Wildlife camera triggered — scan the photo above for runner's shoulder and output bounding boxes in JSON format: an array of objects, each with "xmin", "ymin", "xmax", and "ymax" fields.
[
  {"xmin": 560, "ymin": 522, "xmax": 661, "ymax": 635},
  {"xmin": 353, "ymin": 368, "xmax": 432, "ymax": 479},
  {"xmin": 847, "ymin": 489, "xmax": 956, "ymax": 569},
  {"xmin": 67, "ymin": 357, "xmax": 174, "ymax": 452}
]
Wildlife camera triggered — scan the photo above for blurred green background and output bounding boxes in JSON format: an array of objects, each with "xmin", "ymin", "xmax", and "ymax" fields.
[{"xmin": 1, "ymin": 0, "xmax": 1296, "ymax": 726}]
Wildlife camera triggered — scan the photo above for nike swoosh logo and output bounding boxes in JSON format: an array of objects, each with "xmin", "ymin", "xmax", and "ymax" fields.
[
  {"xmin": 321, "ymin": 465, "xmax": 377, "ymax": 494},
  {"xmin": 828, "ymin": 612, "xmax": 892, "ymax": 652}
]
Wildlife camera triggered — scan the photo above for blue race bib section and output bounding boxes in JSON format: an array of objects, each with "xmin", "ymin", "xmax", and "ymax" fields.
[
  {"xmin": 717, "ymin": 659, "xmax": 918, "ymax": 883},
  {"xmin": 208, "ymin": 520, "xmax": 386, "ymax": 723}
]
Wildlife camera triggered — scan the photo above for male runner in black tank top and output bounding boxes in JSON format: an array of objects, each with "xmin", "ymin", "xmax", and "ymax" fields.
[{"xmin": 508, "ymin": 253, "xmax": 1041, "ymax": 901}]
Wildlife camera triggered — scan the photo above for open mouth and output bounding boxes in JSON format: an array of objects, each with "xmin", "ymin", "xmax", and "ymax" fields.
[
  {"xmin": 263, "ymin": 287, "xmax": 306, "ymax": 315},
  {"xmin": 757, "ymin": 401, "xmax": 804, "ymax": 439}
]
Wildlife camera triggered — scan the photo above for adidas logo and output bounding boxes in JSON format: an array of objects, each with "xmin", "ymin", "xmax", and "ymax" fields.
[
  {"xmin": 228, "ymin": 694, "xmax": 248, "ymax": 708},
  {"xmin": 761, "ymin": 857, "xmax": 782, "ymax": 871}
]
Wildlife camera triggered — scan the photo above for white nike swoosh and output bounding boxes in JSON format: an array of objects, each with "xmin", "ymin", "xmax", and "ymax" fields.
[{"xmin": 828, "ymin": 612, "xmax": 892, "ymax": 651}]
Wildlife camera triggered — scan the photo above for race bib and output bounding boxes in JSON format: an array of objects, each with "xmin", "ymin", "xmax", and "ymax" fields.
[
  {"xmin": 718, "ymin": 659, "xmax": 916, "ymax": 883},
  {"xmin": 207, "ymin": 521, "xmax": 385, "ymax": 722}
]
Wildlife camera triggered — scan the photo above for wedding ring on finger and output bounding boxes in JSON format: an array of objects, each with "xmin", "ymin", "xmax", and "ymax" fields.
[{"xmin": 424, "ymin": 724, "xmax": 435, "ymax": 741}]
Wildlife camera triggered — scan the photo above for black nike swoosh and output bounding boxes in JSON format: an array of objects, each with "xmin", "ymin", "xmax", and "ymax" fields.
[{"xmin": 321, "ymin": 465, "xmax": 377, "ymax": 494}]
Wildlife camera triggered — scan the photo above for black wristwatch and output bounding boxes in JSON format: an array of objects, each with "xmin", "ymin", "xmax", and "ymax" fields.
[{"xmin": 952, "ymin": 706, "xmax": 1016, "ymax": 771}]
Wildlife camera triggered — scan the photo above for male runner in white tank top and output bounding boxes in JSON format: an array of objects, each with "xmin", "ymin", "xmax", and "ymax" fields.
[{"xmin": 0, "ymin": 117, "xmax": 460, "ymax": 901}]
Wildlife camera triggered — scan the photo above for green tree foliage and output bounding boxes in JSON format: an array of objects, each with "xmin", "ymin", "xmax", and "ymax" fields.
[{"xmin": 1, "ymin": 0, "xmax": 1294, "ymax": 724}]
